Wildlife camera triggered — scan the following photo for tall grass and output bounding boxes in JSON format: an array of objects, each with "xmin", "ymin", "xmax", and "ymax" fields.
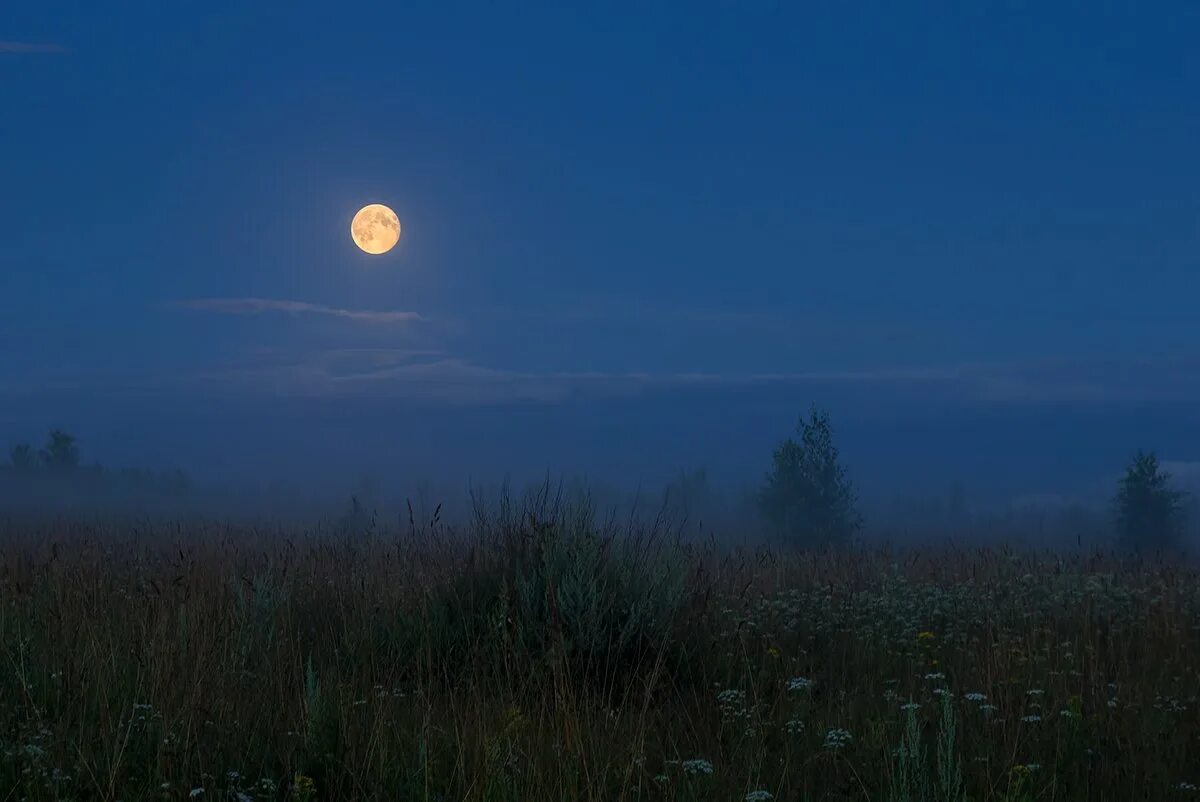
[{"xmin": 1, "ymin": 495, "xmax": 1198, "ymax": 800}]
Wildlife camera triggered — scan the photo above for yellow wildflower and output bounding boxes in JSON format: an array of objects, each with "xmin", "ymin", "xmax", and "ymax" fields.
[{"xmin": 293, "ymin": 774, "xmax": 316, "ymax": 802}]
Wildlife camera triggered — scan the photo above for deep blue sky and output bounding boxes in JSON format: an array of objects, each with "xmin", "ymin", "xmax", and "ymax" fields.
[{"xmin": 2, "ymin": 2, "xmax": 1198, "ymax": 508}]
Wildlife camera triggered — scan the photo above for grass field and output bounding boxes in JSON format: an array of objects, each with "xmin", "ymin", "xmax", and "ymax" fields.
[{"xmin": 2, "ymin": 493, "xmax": 1198, "ymax": 801}]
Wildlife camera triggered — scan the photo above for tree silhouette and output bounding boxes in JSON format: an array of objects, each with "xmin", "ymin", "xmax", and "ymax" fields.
[
  {"xmin": 9, "ymin": 442, "xmax": 39, "ymax": 472},
  {"xmin": 759, "ymin": 407, "xmax": 861, "ymax": 547},
  {"xmin": 39, "ymin": 429, "xmax": 79, "ymax": 471},
  {"xmin": 1114, "ymin": 450, "xmax": 1187, "ymax": 552}
]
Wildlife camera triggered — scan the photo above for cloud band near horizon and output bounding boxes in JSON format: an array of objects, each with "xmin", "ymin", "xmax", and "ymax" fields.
[{"xmin": 174, "ymin": 297, "xmax": 424, "ymax": 324}]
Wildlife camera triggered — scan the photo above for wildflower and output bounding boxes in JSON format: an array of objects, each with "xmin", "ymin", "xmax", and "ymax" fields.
[
  {"xmin": 917, "ymin": 631, "xmax": 936, "ymax": 642},
  {"xmin": 964, "ymin": 692, "xmax": 987, "ymax": 702},
  {"xmin": 784, "ymin": 717, "xmax": 805, "ymax": 734},
  {"xmin": 746, "ymin": 791, "xmax": 774, "ymax": 802},
  {"xmin": 682, "ymin": 759, "xmax": 714, "ymax": 776},
  {"xmin": 823, "ymin": 728, "xmax": 853, "ymax": 749},
  {"xmin": 293, "ymin": 773, "xmax": 316, "ymax": 801},
  {"xmin": 901, "ymin": 702, "xmax": 921, "ymax": 712},
  {"xmin": 923, "ymin": 672, "xmax": 945, "ymax": 681},
  {"xmin": 1026, "ymin": 689, "xmax": 1044, "ymax": 697},
  {"xmin": 1021, "ymin": 714, "xmax": 1042, "ymax": 723},
  {"xmin": 717, "ymin": 689, "xmax": 747, "ymax": 707},
  {"xmin": 1178, "ymin": 781, "xmax": 1197, "ymax": 792},
  {"xmin": 767, "ymin": 646, "xmax": 780, "ymax": 658},
  {"xmin": 189, "ymin": 790, "xmax": 204, "ymax": 799},
  {"xmin": 787, "ymin": 677, "xmax": 814, "ymax": 692},
  {"xmin": 654, "ymin": 774, "xmax": 669, "ymax": 784}
]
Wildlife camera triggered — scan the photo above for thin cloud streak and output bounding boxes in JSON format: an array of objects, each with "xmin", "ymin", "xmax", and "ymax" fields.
[
  {"xmin": 0, "ymin": 41, "xmax": 69, "ymax": 53},
  {"xmin": 175, "ymin": 298, "xmax": 424, "ymax": 324},
  {"xmin": 7, "ymin": 347, "xmax": 1200, "ymax": 408},
  {"xmin": 181, "ymin": 351, "xmax": 1200, "ymax": 406}
]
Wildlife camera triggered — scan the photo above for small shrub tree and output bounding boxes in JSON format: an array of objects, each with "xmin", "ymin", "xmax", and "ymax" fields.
[
  {"xmin": 759, "ymin": 407, "xmax": 861, "ymax": 547},
  {"xmin": 1114, "ymin": 450, "xmax": 1187, "ymax": 551},
  {"xmin": 8, "ymin": 443, "xmax": 39, "ymax": 472},
  {"xmin": 39, "ymin": 429, "xmax": 79, "ymax": 471}
]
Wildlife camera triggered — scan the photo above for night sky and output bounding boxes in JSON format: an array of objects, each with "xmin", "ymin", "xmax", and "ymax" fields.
[{"xmin": 3, "ymin": 2, "xmax": 1198, "ymax": 508}]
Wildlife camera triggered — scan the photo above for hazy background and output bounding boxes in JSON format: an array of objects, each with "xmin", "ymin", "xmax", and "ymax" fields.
[{"xmin": 2, "ymin": 2, "xmax": 1198, "ymax": 535}]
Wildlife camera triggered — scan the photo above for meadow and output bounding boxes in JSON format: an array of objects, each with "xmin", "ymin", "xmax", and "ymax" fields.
[{"xmin": 2, "ymin": 491, "xmax": 1198, "ymax": 801}]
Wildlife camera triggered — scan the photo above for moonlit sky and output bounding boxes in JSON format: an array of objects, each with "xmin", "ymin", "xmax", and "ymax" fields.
[{"xmin": 2, "ymin": 3, "xmax": 1198, "ymax": 509}]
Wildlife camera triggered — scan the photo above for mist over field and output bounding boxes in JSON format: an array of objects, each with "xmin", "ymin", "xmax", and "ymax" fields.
[{"xmin": 4, "ymin": 384, "xmax": 1199, "ymax": 550}]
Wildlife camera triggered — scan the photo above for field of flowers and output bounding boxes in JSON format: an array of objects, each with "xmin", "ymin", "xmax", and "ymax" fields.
[{"xmin": 2, "ymin": 496, "xmax": 1198, "ymax": 800}]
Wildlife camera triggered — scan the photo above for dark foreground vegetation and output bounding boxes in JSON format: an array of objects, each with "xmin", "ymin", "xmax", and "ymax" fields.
[{"xmin": 2, "ymin": 491, "xmax": 1198, "ymax": 801}]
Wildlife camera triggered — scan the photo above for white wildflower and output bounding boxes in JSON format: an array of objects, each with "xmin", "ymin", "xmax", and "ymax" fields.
[{"xmin": 823, "ymin": 728, "xmax": 853, "ymax": 749}]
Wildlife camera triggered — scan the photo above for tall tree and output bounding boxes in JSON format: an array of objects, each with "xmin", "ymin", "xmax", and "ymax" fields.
[
  {"xmin": 759, "ymin": 407, "xmax": 861, "ymax": 547},
  {"xmin": 1114, "ymin": 450, "xmax": 1186, "ymax": 551}
]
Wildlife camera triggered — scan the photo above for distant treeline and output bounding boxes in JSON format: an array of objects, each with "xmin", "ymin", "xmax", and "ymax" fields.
[
  {"xmin": 1, "ymin": 429, "xmax": 189, "ymax": 509},
  {"xmin": 2, "ymin": 414, "xmax": 1194, "ymax": 551}
]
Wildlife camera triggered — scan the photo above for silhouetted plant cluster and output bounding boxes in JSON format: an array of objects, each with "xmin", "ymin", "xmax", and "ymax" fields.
[
  {"xmin": 2, "ymin": 428, "xmax": 189, "ymax": 507},
  {"xmin": 7, "ymin": 429, "xmax": 78, "ymax": 473},
  {"xmin": 376, "ymin": 486, "xmax": 693, "ymax": 700}
]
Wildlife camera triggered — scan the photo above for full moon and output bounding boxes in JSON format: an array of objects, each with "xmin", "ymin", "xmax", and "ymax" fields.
[{"xmin": 350, "ymin": 204, "xmax": 401, "ymax": 255}]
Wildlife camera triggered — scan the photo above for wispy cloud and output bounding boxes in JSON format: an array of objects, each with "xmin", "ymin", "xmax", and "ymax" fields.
[
  {"xmin": 180, "ymin": 351, "xmax": 1200, "ymax": 406},
  {"xmin": 0, "ymin": 41, "xmax": 69, "ymax": 54},
  {"xmin": 175, "ymin": 298, "xmax": 424, "ymax": 324},
  {"xmin": 475, "ymin": 297, "xmax": 929, "ymax": 344},
  {"xmin": 8, "ymin": 340, "xmax": 1200, "ymax": 409},
  {"xmin": 189, "ymin": 350, "xmax": 569, "ymax": 404}
]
